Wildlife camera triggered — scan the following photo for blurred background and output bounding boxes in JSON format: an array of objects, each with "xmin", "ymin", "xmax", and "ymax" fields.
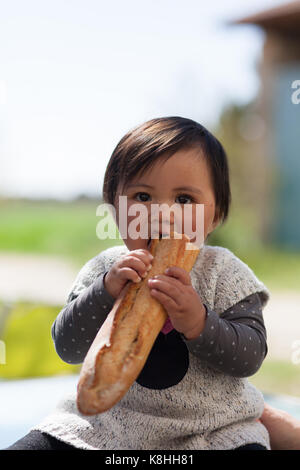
[{"xmin": 1, "ymin": 0, "xmax": 300, "ymax": 448}]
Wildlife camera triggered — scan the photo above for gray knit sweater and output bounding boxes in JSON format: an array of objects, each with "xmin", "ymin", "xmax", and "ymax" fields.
[{"xmin": 32, "ymin": 243, "xmax": 271, "ymax": 450}]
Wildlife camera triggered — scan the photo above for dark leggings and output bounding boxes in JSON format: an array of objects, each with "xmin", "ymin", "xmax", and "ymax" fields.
[
  {"xmin": 4, "ymin": 430, "xmax": 267, "ymax": 450},
  {"xmin": 4, "ymin": 430, "xmax": 79, "ymax": 451}
]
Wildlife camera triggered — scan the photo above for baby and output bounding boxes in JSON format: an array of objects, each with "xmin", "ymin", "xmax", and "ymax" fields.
[{"xmin": 7, "ymin": 116, "xmax": 271, "ymax": 450}]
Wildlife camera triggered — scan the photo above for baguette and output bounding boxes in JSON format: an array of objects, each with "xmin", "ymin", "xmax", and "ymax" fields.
[{"xmin": 77, "ymin": 232, "xmax": 200, "ymax": 415}]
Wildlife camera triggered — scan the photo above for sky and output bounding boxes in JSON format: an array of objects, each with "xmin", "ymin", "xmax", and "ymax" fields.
[{"xmin": 0, "ymin": 0, "xmax": 292, "ymax": 200}]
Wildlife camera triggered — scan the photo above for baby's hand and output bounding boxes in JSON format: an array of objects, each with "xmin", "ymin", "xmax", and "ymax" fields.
[
  {"xmin": 103, "ymin": 249, "xmax": 154, "ymax": 299},
  {"xmin": 148, "ymin": 266, "xmax": 207, "ymax": 339}
]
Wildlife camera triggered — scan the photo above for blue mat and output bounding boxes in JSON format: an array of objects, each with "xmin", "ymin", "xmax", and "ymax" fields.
[{"xmin": 264, "ymin": 392, "xmax": 300, "ymax": 420}]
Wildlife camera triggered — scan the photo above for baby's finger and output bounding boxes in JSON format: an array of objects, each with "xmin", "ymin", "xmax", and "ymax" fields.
[
  {"xmin": 149, "ymin": 273, "xmax": 185, "ymax": 293},
  {"xmin": 131, "ymin": 249, "xmax": 154, "ymax": 265},
  {"xmin": 148, "ymin": 277, "xmax": 181, "ymax": 305},
  {"xmin": 150, "ymin": 288, "xmax": 178, "ymax": 311},
  {"xmin": 130, "ymin": 250, "xmax": 153, "ymax": 270},
  {"xmin": 118, "ymin": 267, "xmax": 142, "ymax": 283},
  {"xmin": 164, "ymin": 266, "xmax": 191, "ymax": 285},
  {"xmin": 119, "ymin": 255, "xmax": 151, "ymax": 278}
]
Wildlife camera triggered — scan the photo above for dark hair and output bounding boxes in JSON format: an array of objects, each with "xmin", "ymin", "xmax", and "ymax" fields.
[{"xmin": 102, "ymin": 116, "xmax": 231, "ymax": 224}]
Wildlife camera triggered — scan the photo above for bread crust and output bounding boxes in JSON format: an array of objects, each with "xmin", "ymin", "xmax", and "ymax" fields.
[{"xmin": 77, "ymin": 232, "xmax": 200, "ymax": 415}]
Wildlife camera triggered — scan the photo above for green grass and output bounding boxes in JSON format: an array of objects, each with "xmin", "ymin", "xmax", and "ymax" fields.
[
  {"xmin": 250, "ymin": 358, "xmax": 300, "ymax": 398},
  {"xmin": 237, "ymin": 248, "xmax": 300, "ymax": 291},
  {"xmin": 0, "ymin": 198, "xmax": 124, "ymax": 267}
]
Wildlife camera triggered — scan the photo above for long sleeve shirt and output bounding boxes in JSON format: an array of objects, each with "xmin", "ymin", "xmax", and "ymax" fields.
[{"xmin": 51, "ymin": 271, "xmax": 267, "ymax": 379}]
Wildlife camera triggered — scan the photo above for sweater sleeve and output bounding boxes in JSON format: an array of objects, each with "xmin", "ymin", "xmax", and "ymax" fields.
[
  {"xmin": 181, "ymin": 293, "xmax": 267, "ymax": 377},
  {"xmin": 52, "ymin": 271, "xmax": 116, "ymax": 364}
]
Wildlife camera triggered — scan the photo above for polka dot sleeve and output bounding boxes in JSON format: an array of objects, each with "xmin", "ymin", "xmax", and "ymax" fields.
[
  {"xmin": 51, "ymin": 271, "xmax": 115, "ymax": 364},
  {"xmin": 181, "ymin": 293, "xmax": 267, "ymax": 377}
]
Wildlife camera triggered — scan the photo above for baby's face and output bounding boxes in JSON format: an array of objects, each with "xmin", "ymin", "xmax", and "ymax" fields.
[{"xmin": 114, "ymin": 146, "xmax": 219, "ymax": 252}]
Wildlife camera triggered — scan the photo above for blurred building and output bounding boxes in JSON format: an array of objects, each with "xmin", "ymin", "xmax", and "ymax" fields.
[{"xmin": 235, "ymin": 1, "xmax": 300, "ymax": 249}]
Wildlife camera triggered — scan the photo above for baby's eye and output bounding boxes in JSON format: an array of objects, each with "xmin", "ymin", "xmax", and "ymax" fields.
[
  {"xmin": 134, "ymin": 192, "xmax": 151, "ymax": 202},
  {"xmin": 176, "ymin": 194, "xmax": 194, "ymax": 204}
]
